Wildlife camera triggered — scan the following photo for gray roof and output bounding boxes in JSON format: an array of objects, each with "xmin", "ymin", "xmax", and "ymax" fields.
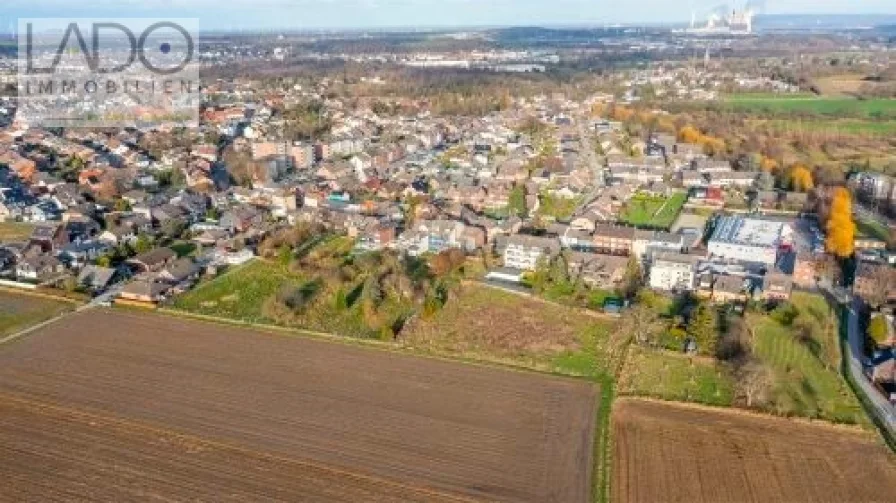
[{"xmin": 78, "ymin": 265, "xmax": 115, "ymax": 288}]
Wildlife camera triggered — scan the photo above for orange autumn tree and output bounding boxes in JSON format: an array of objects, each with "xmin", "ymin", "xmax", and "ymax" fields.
[
  {"xmin": 825, "ymin": 187, "xmax": 856, "ymax": 258},
  {"xmin": 760, "ymin": 156, "xmax": 779, "ymax": 173},
  {"xmin": 677, "ymin": 125, "xmax": 726, "ymax": 156},
  {"xmin": 789, "ymin": 164, "xmax": 814, "ymax": 192}
]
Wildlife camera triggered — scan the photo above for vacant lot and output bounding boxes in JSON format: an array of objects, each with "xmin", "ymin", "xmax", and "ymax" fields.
[
  {"xmin": 619, "ymin": 192, "xmax": 687, "ymax": 230},
  {"xmin": 401, "ymin": 283, "xmax": 622, "ymax": 378},
  {"xmin": 613, "ymin": 398, "xmax": 896, "ymax": 503},
  {"xmin": 617, "ymin": 347, "xmax": 734, "ymax": 407},
  {"xmin": 173, "ymin": 259, "xmax": 302, "ymax": 322},
  {"xmin": 0, "ymin": 291, "xmax": 74, "ymax": 337},
  {"xmin": 0, "ymin": 309, "xmax": 597, "ymax": 502}
]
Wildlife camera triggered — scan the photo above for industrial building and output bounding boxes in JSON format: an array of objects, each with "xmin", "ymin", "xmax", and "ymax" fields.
[{"xmin": 707, "ymin": 216, "xmax": 791, "ymax": 267}]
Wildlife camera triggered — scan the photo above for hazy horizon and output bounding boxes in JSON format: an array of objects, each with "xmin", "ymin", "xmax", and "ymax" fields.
[{"xmin": 2, "ymin": 1, "xmax": 896, "ymax": 31}]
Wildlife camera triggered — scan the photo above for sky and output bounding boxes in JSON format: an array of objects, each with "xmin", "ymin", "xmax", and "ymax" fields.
[{"xmin": 2, "ymin": 1, "xmax": 896, "ymax": 31}]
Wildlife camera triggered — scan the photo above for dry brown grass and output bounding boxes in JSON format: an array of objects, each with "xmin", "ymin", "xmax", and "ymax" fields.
[
  {"xmin": 400, "ymin": 283, "xmax": 616, "ymax": 372},
  {"xmin": 815, "ymin": 74, "xmax": 868, "ymax": 96}
]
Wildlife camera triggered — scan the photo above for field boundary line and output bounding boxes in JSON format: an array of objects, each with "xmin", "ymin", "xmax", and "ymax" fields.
[
  {"xmin": 0, "ymin": 390, "xmax": 479, "ymax": 503},
  {"xmin": 615, "ymin": 396, "xmax": 876, "ymax": 435},
  {"xmin": 145, "ymin": 307, "xmax": 598, "ymax": 386},
  {"xmin": 0, "ymin": 286, "xmax": 83, "ymax": 305}
]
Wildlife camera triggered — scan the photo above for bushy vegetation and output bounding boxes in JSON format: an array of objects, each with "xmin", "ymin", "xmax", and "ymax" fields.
[
  {"xmin": 176, "ymin": 225, "xmax": 467, "ymax": 340},
  {"xmin": 741, "ymin": 294, "xmax": 865, "ymax": 423},
  {"xmin": 617, "ymin": 289, "xmax": 866, "ymax": 424},
  {"xmin": 402, "ymin": 283, "xmax": 624, "ymax": 378}
]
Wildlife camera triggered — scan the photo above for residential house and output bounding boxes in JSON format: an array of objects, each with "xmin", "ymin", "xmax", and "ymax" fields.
[
  {"xmin": 592, "ymin": 225, "xmax": 634, "ymax": 256},
  {"xmin": 762, "ymin": 272, "xmax": 793, "ymax": 301},
  {"xmin": 157, "ymin": 258, "xmax": 200, "ymax": 285},
  {"xmin": 567, "ymin": 251, "xmax": 628, "ymax": 290},
  {"xmin": 58, "ymin": 240, "xmax": 110, "ymax": 269},
  {"xmin": 16, "ymin": 254, "xmax": 64, "ymax": 282},
  {"xmin": 649, "ymin": 253, "xmax": 699, "ymax": 291},
  {"xmin": 220, "ymin": 206, "xmax": 265, "ymax": 233},
  {"xmin": 793, "ymin": 252, "xmax": 818, "ymax": 288},
  {"xmin": 357, "ymin": 224, "xmax": 397, "ymax": 251},
  {"xmin": 128, "ymin": 248, "xmax": 177, "ymax": 273},
  {"xmin": 77, "ymin": 265, "xmax": 117, "ymax": 292},
  {"xmin": 118, "ymin": 280, "xmax": 169, "ymax": 304},
  {"xmin": 503, "ymin": 235, "xmax": 561, "ymax": 271},
  {"xmin": 28, "ymin": 224, "xmax": 68, "ymax": 253},
  {"xmin": 712, "ymin": 275, "xmax": 750, "ymax": 304},
  {"xmin": 99, "ymin": 225, "xmax": 137, "ymax": 246},
  {"xmin": 710, "ymin": 171, "xmax": 758, "ymax": 188}
]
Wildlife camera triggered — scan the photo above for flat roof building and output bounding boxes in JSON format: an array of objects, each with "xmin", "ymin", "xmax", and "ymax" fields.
[{"xmin": 708, "ymin": 216, "xmax": 791, "ymax": 266}]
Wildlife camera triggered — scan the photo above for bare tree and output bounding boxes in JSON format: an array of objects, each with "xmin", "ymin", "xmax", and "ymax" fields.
[{"xmin": 736, "ymin": 361, "xmax": 772, "ymax": 409}]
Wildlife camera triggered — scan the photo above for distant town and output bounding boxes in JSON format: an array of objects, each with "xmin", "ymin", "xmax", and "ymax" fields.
[{"xmin": 1, "ymin": 13, "xmax": 895, "ymax": 502}]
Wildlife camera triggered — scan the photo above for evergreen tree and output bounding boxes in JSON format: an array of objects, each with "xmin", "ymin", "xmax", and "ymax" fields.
[{"xmin": 687, "ymin": 301, "xmax": 719, "ymax": 356}]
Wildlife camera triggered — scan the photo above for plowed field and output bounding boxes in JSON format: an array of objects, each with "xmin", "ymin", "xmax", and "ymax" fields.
[
  {"xmin": 0, "ymin": 310, "xmax": 597, "ymax": 502},
  {"xmin": 612, "ymin": 398, "xmax": 896, "ymax": 503}
]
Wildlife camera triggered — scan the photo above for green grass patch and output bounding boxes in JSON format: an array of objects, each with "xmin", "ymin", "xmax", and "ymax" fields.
[
  {"xmin": 750, "ymin": 293, "xmax": 866, "ymax": 424},
  {"xmin": 855, "ymin": 218, "xmax": 891, "ymax": 243},
  {"xmin": 169, "ymin": 241, "xmax": 197, "ymax": 258},
  {"xmin": 0, "ymin": 291, "xmax": 74, "ymax": 337},
  {"xmin": 618, "ymin": 346, "xmax": 735, "ymax": 406},
  {"xmin": 538, "ymin": 193, "xmax": 583, "ymax": 221},
  {"xmin": 619, "ymin": 192, "xmax": 687, "ymax": 230},
  {"xmin": 724, "ymin": 94, "xmax": 896, "ymax": 119},
  {"xmin": 762, "ymin": 119, "xmax": 896, "ymax": 136},
  {"xmin": 173, "ymin": 259, "xmax": 303, "ymax": 323}
]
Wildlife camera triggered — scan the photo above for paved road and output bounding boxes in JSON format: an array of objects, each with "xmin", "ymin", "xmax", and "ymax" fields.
[
  {"xmin": 825, "ymin": 285, "xmax": 896, "ymax": 440},
  {"xmin": 575, "ymin": 116, "xmax": 605, "ymax": 209}
]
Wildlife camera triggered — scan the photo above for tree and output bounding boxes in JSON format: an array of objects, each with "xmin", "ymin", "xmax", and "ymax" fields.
[
  {"xmin": 861, "ymin": 266, "xmax": 894, "ymax": 309},
  {"xmin": 622, "ymin": 289, "xmax": 664, "ymax": 347},
  {"xmin": 757, "ymin": 171, "xmax": 775, "ymax": 191},
  {"xmin": 507, "ymin": 184, "xmax": 528, "ymax": 218},
  {"xmin": 867, "ymin": 315, "xmax": 891, "ymax": 347},
  {"xmin": 687, "ymin": 301, "xmax": 718, "ymax": 356},
  {"xmin": 825, "ymin": 187, "xmax": 856, "ymax": 259},
  {"xmin": 133, "ymin": 234, "xmax": 153, "ymax": 254},
  {"xmin": 760, "ymin": 156, "xmax": 779, "ymax": 173},
  {"xmin": 789, "ymin": 163, "xmax": 814, "ymax": 192},
  {"xmin": 113, "ymin": 199, "xmax": 131, "ymax": 212},
  {"xmin": 736, "ymin": 361, "xmax": 772, "ymax": 408},
  {"xmin": 161, "ymin": 219, "xmax": 187, "ymax": 239},
  {"xmin": 621, "ymin": 255, "xmax": 643, "ymax": 299}
]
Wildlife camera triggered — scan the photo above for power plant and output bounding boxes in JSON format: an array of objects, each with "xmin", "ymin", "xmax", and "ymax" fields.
[{"xmin": 679, "ymin": 3, "xmax": 760, "ymax": 36}]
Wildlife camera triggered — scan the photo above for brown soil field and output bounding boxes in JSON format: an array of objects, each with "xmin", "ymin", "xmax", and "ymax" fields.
[
  {"xmin": 612, "ymin": 398, "xmax": 896, "ymax": 503},
  {"xmin": 0, "ymin": 309, "xmax": 597, "ymax": 502}
]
